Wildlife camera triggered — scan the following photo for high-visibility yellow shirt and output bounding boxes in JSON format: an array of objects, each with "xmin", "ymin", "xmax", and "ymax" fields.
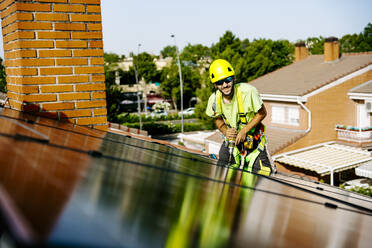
[{"xmin": 206, "ymin": 83, "xmax": 263, "ymax": 130}]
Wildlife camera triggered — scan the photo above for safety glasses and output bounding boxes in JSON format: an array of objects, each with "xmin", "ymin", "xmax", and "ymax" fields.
[{"xmin": 215, "ymin": 76, "xmax": 234, "ymax": 86}]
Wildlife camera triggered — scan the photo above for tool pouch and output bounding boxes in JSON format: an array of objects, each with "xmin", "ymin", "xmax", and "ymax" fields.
[{"xmin": 245, "ymin": 135, "xmax": 254, "ymax": 150}]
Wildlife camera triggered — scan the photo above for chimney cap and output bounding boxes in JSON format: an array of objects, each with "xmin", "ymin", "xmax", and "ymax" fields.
[
  {"xmin": 325, "ymin": 36, "xmax": 338, "ymax": 42},
  {"xmin": 295, "ymin": 41, "xmax": 306, "ymax": 47}
]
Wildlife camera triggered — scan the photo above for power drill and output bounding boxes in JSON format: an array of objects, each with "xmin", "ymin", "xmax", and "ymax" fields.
[{"xmin": 228, "ymin": 139, "xmax": 235, "ymax": 164}]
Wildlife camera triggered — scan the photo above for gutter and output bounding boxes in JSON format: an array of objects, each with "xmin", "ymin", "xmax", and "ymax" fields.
[
  {"xmin": 348, "ymin": 92, "xmax": 372, "ymax": 101},
  {"xmin": 297, "ymin": 97, "xmax": 311, "ymax": 133},
  {"xmin": 261, "ymin": 94, "xmax": 307, "ymax": 103},
  {"xmin": 260, "ymin": 94, "xmax": 311, "ymax": 133}
]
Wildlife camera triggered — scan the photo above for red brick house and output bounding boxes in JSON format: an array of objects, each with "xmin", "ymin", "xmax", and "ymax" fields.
[{"xmin": 249, "ymin": 38, "xmax": 372, "ymax": 184}]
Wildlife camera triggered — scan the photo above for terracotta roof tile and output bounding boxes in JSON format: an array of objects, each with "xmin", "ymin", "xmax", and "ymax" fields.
[
  {"xmin": 265, "ymin": 126, "xmax": 306, "ymax": 154},
  {"xmin": 250, "ymin": 53, "xmax": 372, "ymax": 96}
]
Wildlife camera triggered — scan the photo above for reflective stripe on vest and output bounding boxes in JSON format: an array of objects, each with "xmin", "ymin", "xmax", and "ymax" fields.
[{"xmin": 215, "ymin": 85, "xmax": 247, "ymax": 129}]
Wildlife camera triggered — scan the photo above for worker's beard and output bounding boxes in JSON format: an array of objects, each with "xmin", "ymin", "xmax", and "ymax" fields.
[{"xmin": 219, "ymin": 83, "xmax": 234, "ymax": 99}]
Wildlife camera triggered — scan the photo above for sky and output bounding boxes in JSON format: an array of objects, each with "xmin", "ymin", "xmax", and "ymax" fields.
[
  {"xmin": 0, "ymin": 0, "xmax": 370, "ymax": 58},
  {"xmin": 101, "ymin": 0, "xmax": 372, "ymax": 57}
]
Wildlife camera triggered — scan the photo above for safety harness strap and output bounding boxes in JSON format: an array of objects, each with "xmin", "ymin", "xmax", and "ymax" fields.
[
  {"xmin": 236, "ymin": 86, "xmax": 248, "ymax": 125},
  {"xmin": 215, "ymin": 85, "xmax": 247, "ymax": 128},
  {"xmin": 214, "ymin": 84, "xmax": 268, "ymax": 170}
]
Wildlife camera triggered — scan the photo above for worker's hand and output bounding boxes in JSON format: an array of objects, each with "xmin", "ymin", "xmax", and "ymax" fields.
[
  {"xmin": 236, "ymin": 128, "xmax": 248, "ymax": 145},
  {"xmin": 225, "ymin": 128, "xmax": 237, "ymax": 141}
]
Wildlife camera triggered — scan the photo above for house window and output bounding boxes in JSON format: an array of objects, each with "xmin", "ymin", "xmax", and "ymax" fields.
[
  {"xmin": 288, "ymin": 108, "xmax": 300, "ymax": 125},
  {"xmin": 272, "ymin": 106, "xmax": 285, "ymax": 124},
  {"xmin": 271, "ymin": 105, "xmax": 299, "ymax": 126}
]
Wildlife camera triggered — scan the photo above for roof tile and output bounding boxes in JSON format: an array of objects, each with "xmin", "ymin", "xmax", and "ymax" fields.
[{"xmin": 250, "ymin": 53, "xmax": 372, "ymax": 96}]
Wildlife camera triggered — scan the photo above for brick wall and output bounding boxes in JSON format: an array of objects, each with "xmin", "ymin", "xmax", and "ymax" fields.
[
  {"xmin": 262, "ymin": 101, "xmax": 308, "ymax": 131},
  {"xmin": 324, "ymin": 37, "xmax": 339, "ymax": 62},
  {"xmin": 0, "ymin": 0, "xmax": 107, "ymax": 130},
  {"xmin": 294, "ymin": 42, "xmax": 308, "ymax": 62},
  {"xmin": 279, "ymin": 69, "xmax": 372, "ymax": 154}
]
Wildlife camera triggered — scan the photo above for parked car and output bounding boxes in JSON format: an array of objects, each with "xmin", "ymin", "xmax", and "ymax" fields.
[
  {"xmin": 178, "ymin": 107, "xmax": 195, "ymax": 117},
  {"xmin": 150, "ymin": 109, "xmax": 168, "ymax": 118}
]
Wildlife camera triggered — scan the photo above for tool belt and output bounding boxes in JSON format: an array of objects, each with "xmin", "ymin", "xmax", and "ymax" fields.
[{"xmin": 236, "ymin": 123, "xmax": 264, "ymax": 153}]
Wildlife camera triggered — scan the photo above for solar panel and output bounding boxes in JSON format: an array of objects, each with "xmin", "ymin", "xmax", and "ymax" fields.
[{"xmin": 0, "ymin": 107, "xmax": 371, "ymax": 247}]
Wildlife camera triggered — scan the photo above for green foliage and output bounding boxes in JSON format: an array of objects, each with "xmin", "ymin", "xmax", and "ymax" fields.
[
  {"xmin": 133, "ymin": 52, "xmax": 161, "ymax": 84},
  {"xmin": 117, "ymin": 112, "xmax": 195, "ymax": 124},
  {"xmin": 160, "ymin": 60, "xmax": 201, "ymax": 110},
  {"xmin": 138, "ymin": 122, "xmax": 177, "ymax": 135},
  {"xmin": 126, "ymin": 121, "xmax": 214, "ymax": 135},
  {"xmin": 194, "ymin": 70, "xmax": 216, "ymax": 129},
  {"xmin": 340, "ymin": 34, "xmax": 361, "ymax": 53},
  {"xmin": 303, "ymin": 23, "xmax": 372, "ymax": 55},
  {"xmin": 161, "ymin": 45, "xmax": 177, "ymax": 58},
  {"xmin": 192, "ymin": 32, "xmax": 294, "ymax": 130},
  {"xmin": 104, "ymin": 62, "xmax": 123, "ymax": 122},
  {"xmin": 104, "ymin": 52, "xmax": 121, "ymax": 64},
  {"xmin": 106, "ymin": 84, "xmax": 123, "ymax": 122},
  {"xmin": 340, "ymin": 184, "xmax": 372, "ymax": 197},
  {"xmin": 236, "ymin": 39, "xmax": 294, "ymax": 82},
  {"xmin": 119, "ymin": 67, "xmax": 136, "ymax": 85},
  {"xmin": 181, "ymin": 43, "xmax": 211, "ymax": 64},
  {"xmin": 340, "ymin": 23, "xmax": 372, "ymax": 53},
  {"xmin": 0, "ymin": 57, "xmax": 6, "ymax": 93},
  {"xmin": 211, "ymin": 31, "xmax": 243, "ymax": 60},
  {"xmin": 107, "ymin": 23, "xmax": 372, "ymax": 133},
  {"xmin": 305, "ymin": 37, "xmax": 325, "ymax": 54}
]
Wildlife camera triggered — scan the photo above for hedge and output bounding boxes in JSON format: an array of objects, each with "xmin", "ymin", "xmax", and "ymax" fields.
[{"xmin": 125, "ymin": 121, "xmax": 214, "ymax": 136}]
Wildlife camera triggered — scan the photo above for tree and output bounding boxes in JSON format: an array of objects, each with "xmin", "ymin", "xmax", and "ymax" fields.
[
  {"xmin": 361, "ymin": 22, "xmax": 372, "ymax": 51},
  {"xmin": 340, "ymin": 34, "xmax": 361, "ymax": 53},
  {"xmin": 160, "ymin": 45, "xmax": 177, "ymax": 58},
  {"xmin": 340, "ymin": 23, "xmax": 372, "ymax": 53},
  {"xmin": 236, "ymin": 39, "xmax": 293, "ymax": 82},
  {"xmin": 104, "ymin": 63, "xmax": 123, "ymax": 122},
  {"xmin": 305, "ymin": 37, "xmax": 324, "ymax": 54},
  {"xmin": 180, "ymin": 43, "xmax": 211, "ymax": 64},
  {"xmin": 0, "ymin": 57, "xmax": 6, "ymax": 93},
  {"xmin": 133, "ymin": 52, "xmax": 158, "ymax": 83},
  {"xmin": 193, "ymin": 34, "xmax": 293, "ymax": 127},
  {"xmin": 160, "ymin": 60, "xmax": 201, "ymax": 110},
  {"xmin": 104, "ymin": 52, "xmax": 121, "ymax": 64},
  {"xmin": 194, "ymin": 70, "xmax": 216, "ymax": 129},
  {"xmin": 119, "ymin": 67, "xmax": 136, "ymax": 85},
  {"xmin": 211, "ymin": 30, "xmax": 242, "ymax": 59},
  {"xmin": 103, "ymin": 52, "xmax": 126, "ymax": 122}
]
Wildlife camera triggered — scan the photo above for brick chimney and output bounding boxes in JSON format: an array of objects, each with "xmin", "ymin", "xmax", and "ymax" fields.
[
  {"xmin": 294, "ymin": 42, "xmax": 308, "ymax": 62},
  {"xmin": 0, "ymin": 0, "xmax": 107, "ymax": 130},
  {"xmin": 324, "ymin": 37, "xmax": 340, "ymax": 62}
]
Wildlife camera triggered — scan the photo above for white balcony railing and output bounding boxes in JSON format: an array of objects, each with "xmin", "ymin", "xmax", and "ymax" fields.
[{"xmin": 335, "ymin": 125, "xmax": 372, "ymax": 143}]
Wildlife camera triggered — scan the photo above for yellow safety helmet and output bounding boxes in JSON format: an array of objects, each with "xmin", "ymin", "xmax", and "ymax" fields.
[{"xmin": 209, "ymin": 59, "xmax": 235, "ymax": 83}]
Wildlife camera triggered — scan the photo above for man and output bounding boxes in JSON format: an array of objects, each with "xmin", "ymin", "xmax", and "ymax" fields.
[{"xmin": 206, "ymin": 59, "xmax": 274, "ymax": 175}]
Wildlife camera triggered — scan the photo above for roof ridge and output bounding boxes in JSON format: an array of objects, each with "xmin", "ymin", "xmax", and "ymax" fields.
[{"xmin": 343, "ymin": 51, "xmax": 372, "ymax": 56}]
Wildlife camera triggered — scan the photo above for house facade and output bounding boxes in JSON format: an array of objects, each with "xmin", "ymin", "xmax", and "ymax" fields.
[{"xmin": 250, "ymin": 38, "xmax": 372, "ymax": 184}]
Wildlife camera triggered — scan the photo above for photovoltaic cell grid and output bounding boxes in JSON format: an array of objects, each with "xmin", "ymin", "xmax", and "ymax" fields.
[{"xmin": 0, "ymin": 107, "xmax": 372, "ymax": 248}]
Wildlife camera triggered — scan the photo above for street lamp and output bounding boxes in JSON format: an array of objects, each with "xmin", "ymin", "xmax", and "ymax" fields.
[
  {"xmin": 134, "ymin": 43, "xmax": 142, "ymax": 130},
  {"xmin": 171, "ymin": 34, "xmax": 184, "ymax": 135}
]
